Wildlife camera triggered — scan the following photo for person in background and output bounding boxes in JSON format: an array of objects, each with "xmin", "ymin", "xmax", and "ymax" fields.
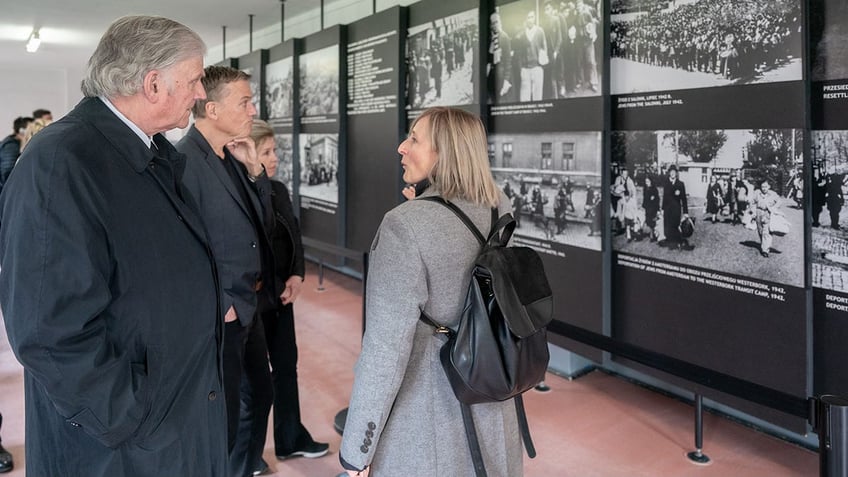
[
  {"xmin": 0, "ymin": 413, "xmax": 12, "ymax": 473},
  {"xmin": 0, "ymin": 15, "xmax": 227, "ymax": 476},
  {"xmin": 0, "ymin": 116, "xmax": 32, "ymax": 188},
  {"xmin": 176, "ymin": 65, "xmax": 275, "ymax": 477},
  {"xmin": 20, "ymin": 117, "xmax": 52, "ymax": 151},
  {"xmin": 660, "ymin": 165, "xmax": 691, "ymax": 250},
  {"xmin": 751, "ymin": 179, "xmax": 780, "ymax": 258},
  {"xmin": 32, "ymin": 109, "xmax": 52, "ymax": 122},
  {"xmin": 340, "ymin": 107, "xmax": 521, "ymax": 476},
  {"xmin": 642, "ymin": 175, "xmax": 660, "ymax": 242},
  {"xmin": 244, "ymin": 120, "xmax": 328, "ymax": 476}
]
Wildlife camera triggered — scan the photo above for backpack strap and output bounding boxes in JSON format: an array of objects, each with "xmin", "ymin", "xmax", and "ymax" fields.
[
  {"xmin": 418, "ymin": 196, "xmax": 490, "ymax": 245},
  {"xmin": 514, "ymin": 394, "xmax": 537, "ymax": 458},
  {"xmin": 459, "ymin": 396, "xmax": 537, "ymax": 477}
]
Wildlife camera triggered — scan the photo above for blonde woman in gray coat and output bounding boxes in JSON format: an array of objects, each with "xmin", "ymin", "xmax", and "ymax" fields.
[{"xmin": 340, "ymin": 107, "xmax": 522, "ymax": 476}]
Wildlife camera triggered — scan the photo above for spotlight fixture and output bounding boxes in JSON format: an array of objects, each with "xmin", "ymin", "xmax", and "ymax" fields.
[{"xmin": 26, "ymin": 30, "xmax": 41, "ymax": 53}]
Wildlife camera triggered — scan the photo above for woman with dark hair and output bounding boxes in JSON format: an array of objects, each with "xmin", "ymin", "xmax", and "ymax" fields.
[
  {"xmin": 340, "ymin": 107, "xmax": 520, "ymax": 476},
  {"xmin": 661, "ymin": 165, "xmax": 692, "ymax": 250},
  {"xmin": 642, "ymin": 175, "xmax": 660, "ymax": 241},
  {"xmin": 246, "ymin": 120, "xmax": 328, "ymax": 476},
  {"xmin": 705, "ymin": 175, "xmax": 723, "ymax": 223}
]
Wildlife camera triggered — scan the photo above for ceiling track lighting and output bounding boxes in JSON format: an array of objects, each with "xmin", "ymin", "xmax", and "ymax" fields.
[{"xmin": 26, "ymin": 30, "xmax": 41, "ymax": 53}]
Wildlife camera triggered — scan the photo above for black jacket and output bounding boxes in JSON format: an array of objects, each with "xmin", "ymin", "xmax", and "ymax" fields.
[
  {"xmin": 267, "ymin": 180, "xmax": 305, "ymax": 303},
  {"xmin": 0, "ymin": 97, "xmax": 227, "ymax": 476}
]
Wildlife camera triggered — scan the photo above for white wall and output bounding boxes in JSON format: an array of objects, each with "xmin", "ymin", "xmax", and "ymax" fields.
[
  {"xmin": 0, "ymin": 0, "xmax": 420, "ymax": 136},
  {"xmin": 0, "ymin": 66, "xmax": 82, "ymax": 136}
]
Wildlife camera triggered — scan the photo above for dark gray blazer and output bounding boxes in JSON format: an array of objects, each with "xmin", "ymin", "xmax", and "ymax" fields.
[
  {"xmin": 177, "ymin": 126, "xmax": 274, "ymax": 326},
  {"xmin": 0, "ymin": 97, "xmax": 227, "ymax": 476}
]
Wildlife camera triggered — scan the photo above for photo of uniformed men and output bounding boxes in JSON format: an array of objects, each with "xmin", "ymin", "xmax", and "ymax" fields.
[
  {"xmin": 611, "ymin": 0, "xmax": 802, "ymax": 94},
  {"xmin": 488, "ymin": 0, "xmax": 602, "ymax": 104},
  {"xmin": 612, "ymin": 128, "xmax": 804, "ymax": 288},
  {"xmin": 405, "ymin": 8, "xmax": 478, "ymax": 110}
]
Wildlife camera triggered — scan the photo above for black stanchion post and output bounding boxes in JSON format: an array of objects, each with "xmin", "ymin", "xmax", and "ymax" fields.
[
  {"xmin": 819, "ymin": 395, "xmax": 848, "ymax": 477},
  {"xmin": 317, "ymin": 260, "xmax": 325, "ymax": 291},
  {"xmin": 687, "ymin": 394, "xmax": 710, "ymax": 464}
]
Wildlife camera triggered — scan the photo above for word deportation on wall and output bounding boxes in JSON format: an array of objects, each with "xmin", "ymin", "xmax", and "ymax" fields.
[{"xmin": 618, "ymin": 253, "xmax": 787, "ymax": 302}]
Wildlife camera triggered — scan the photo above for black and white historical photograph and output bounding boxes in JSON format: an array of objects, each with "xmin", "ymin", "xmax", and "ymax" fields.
[
  {"xmin": 811, "ymin": 0, "xmax": 848, "ymax": 81},
  {"xmin": 405, "ymin": 7, "xmax": 478, "ymax": 110},
  {"xmin": 265, "ymin": 57, "xmax": 294, "ymax": 119},
  {"xmin": 299, "ymin": 133, "xmax": 339, "ymax": 212},
  {"xmin": 610, "ymin": 0, "xmax": 802, "ymax": 95},
  {"xmin": 612, "ymin": 128, "xmax": 804, "ymax": 287},
  {"xmin": 812, "ymin": 131, "xmax": 848, "ymax": 292},
  {"xmin": 488, "ymin": 131, "xmax": 602, "ymax": 251},
  {"xmin": 488, "ymin": 0, "xmax": 602, "ymax": 104},
  {"xmin": 272, "ymin": 133, "xmax": 295, "ymax": 194},
  {"xmin": 299, "ymin": 45, "xmax": 340, "ymax": 117}
]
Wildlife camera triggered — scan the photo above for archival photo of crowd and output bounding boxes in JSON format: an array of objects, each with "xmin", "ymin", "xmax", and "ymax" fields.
[
  {"xmin": 811, "ymin": 131, "xmax": 848, "ymax": 292},
  {"xmin": 265, "ymin": 57, "xmax": 294, "ymax": 119},
  {"xmin": 300, "ymin": 45, "xmax": 340, "ymax": 117},
  {"xmin": 298, "ymin": 133, "xmax": 339, "ymax": 208},
  {"xmin": 610, "ymin": 0, "xmax": 803, "ymax": 94},
  {"xmin": 611, "ymin": 128, "xmax": 804, "ymax": 287},
  {"xmin": 811, "ymin": 0, "xmax": 848, "ymax": 82},
  {"xmin": 488, "ymin": 131, "xmax": 602, "ymax": 251},
  {"xmin": 272, "ymin": 133, "xmax": 295, "ymax": 194},
  {"xmin": 240, "ymin": 66, "xmax": 262, "ymax": 116},
  {"xmin": 405, "ymin": 7, "xmax": 478, "ymax": 110},
  {"xmin": 488, "ymin": 0, "xmax": 602, "ymax": 104}
]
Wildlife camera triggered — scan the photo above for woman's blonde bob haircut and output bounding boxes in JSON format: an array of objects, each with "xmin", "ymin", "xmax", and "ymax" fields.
[{"xmin": 414, "ymin": 107, "xmax": 500, "ymax": 207}]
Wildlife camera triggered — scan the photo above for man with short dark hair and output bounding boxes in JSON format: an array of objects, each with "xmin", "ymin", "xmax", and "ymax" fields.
[
  {"xmin": 177, "ymin": 65, "xmax": 275, "ymax": 477},
  {"xmin": 0, "ymin": 15, "xmax": 228, "ymax": 476},
  {"xmin": 0, "ymin": 116, "xmax": 32, "ymax": 187},
  {"xmin": 31, "ymin": 108, "xmax": 52, "ymax": 121}
]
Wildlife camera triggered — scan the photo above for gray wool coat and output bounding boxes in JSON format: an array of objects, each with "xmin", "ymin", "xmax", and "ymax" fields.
[{"xmin": 340, "ymin": 188, "xmax": 523, "ymax": 476}]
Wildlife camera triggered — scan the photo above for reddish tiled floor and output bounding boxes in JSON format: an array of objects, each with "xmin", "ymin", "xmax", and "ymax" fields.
[{"xmin": 0, "ymin": 263, "xmax": 817, "ymax": 476}]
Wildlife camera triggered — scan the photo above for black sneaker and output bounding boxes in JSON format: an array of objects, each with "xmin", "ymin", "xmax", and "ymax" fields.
[
  {"xmin": 0, "ymin": 443, "xmax": 13, "ymax": 473},
  {"xmin": 276, "ymin": 441, "xmax": 330, "ymax": 460},
  {"xmin": 252, "ymin": 459, "xmax": 270, "ymax": 476}
]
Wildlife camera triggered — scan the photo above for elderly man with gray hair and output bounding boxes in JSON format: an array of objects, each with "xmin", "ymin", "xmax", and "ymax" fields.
[{"xmin": 0, "ymin": 15, "xmax": 228, "ymax": 476}]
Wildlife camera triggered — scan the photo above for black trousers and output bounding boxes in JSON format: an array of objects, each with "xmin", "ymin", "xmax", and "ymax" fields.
[
  {"xmin": 224, "ymin": 319, "xmax": 273, "ymax": 477},
  {"xmin": 258, "ymin": 304, "xmax": 315, "ymax": 456}
]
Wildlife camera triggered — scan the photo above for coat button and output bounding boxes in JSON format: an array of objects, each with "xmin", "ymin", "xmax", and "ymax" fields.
[
  {"xmin": 365, "ymin": 429, "xmax": 373, "ymax": 438},
  {"xmin": 360, "ymin": 445, "xmax": 368, "ymax": 453},
  {"xmin": 363, "ymin": 437, "xmax": 372, "ymax": 446},
  {"xmin": 70, "ymin": 421, "xmax": 81, "ymax": 428},
  {"xmin": 177, "ymin": 215, "xmax": 184, "ymax": 222},
  {"xmin": 251, "ymin": 241, "xmax": 257, "ymax": 248},
  {"xmin": 367, "ymin": 421, "xmax": 376, "ymax": 430},
  {"xmin": 208, "ymin": 391, "xmax": 217, "ymax": 400}
]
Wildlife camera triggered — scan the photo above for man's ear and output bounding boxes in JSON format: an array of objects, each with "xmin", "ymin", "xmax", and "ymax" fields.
[
  {"xmin": 143, "ymin": 70, "xmax": 161, "ymax": 100},
  {"xmin": 205, "ymin": 100, "xmax": 217, "ymax": 120}
]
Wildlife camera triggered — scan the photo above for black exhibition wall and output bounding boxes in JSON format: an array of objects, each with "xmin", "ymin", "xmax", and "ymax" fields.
[
  {"xmin": 264, "ymin": 39, "xmax": 300, "ymax": 211},
  {"xmin": 610, "ymin": 0, "xmax": 808, "ymax": 431},
  {"xmin": 296, "ymin": 25, "xmax": 348, "ymax": 262},
  {"xmin": 810, "ymin": 0, "xmax": 848, "ymax": 401},
  {"xmin": 344, "ymin": 6, "xmax": 407, "ymax": 257},
  {"xmin": 221, "ymin": 0, "xmax": 848, "ymax": 435},
  {"xmin": 486, "ymin": 0, "xmax": 606, "ymax": 361}
]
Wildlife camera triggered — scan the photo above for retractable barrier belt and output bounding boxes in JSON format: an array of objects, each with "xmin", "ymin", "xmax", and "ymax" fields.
[{"xmin": 549, "ymin": 321, "xmax": 811, "ymax": 422}]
